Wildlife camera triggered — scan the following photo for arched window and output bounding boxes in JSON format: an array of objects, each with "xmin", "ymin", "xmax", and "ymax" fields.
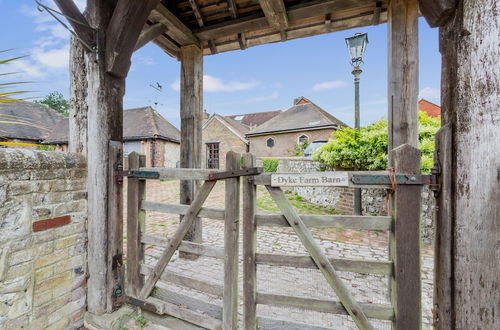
[
  {"xmin": 298, "ymin": 134, "xmax": 309, "ymax": 145},
  {"xmin": 266, "ymin": 138, "xmax": 275, "ymax": 148}
]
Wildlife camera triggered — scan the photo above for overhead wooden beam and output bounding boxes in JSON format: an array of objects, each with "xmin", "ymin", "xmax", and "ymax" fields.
[
  {"xmin": 152, "ymin": 4, "xmax": 201, "ymax": 47},
  {"xmin": 53, "ymin": 0, "xmax": 94, "ymax": 48},
  {"xmin": 258, "ymin": 0, "xmax": 288, "ymax": 30},
  {"xmin": 418, "ymin": 0, "xmax": 458, "ymax": 27},
  {"xmin": 372, "ymin": 1, "xmax": 382, "ymax": 25},
  {"xmin": 105, "ymin": 0, "xmax": 160, "ymax": 77},
  {"xmin": 195, "ymin": 0, "xmax": 376, "ymax": 41},
  {"xmin": 135, "ymin": 23, "xmax": 167, "ymax": 52}
]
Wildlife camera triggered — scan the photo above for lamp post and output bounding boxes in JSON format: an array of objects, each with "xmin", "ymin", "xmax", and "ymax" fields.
[{"xmin": 345, "ymin": 32, "xmax": 368, "ymax": 215}]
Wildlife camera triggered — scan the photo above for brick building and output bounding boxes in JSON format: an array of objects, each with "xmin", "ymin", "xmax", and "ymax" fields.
[
  {"xmin": 45, "ymin": 106, "xmax": 180, "ymax": 168},
  {"xmin": 418, "ymin": 99, "xmax": 441, "ymax": 117},
  {"xmin": 247, "ymin": 97, "xmax": 347, "ymax": 157},
  {"xmin": 202, "ymin": 114, "xmax": 249, "ymax": 169}
]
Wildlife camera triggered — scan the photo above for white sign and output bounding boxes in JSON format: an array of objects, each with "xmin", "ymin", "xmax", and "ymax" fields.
[{"xmin": 271, "ymin": 172, "xmax": 349, "ymax": 187}]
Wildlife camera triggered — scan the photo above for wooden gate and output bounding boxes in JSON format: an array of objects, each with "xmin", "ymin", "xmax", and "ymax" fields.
[
  {"xmin": 125, "ymin": 146, "xmax": 426, "ymax": 329},
  {"xmin": 125, "ymin": 151, "xmax": 260, "ymax": 329},
  {"xmin": 242, "ymin": 145, "xmax": 425, "ymax": 330}
]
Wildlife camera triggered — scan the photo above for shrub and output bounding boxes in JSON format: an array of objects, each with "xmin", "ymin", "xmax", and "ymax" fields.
[
  {"xmin": 312, "ymin": 111, "xmax": 440, "ymax": 174},
  {"xmin": 262, "ymin": 158, "xmax": 279, "ymax": 172}
]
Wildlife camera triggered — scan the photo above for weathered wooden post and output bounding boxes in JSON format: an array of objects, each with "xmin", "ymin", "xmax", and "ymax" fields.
[
  {"xmin": 126, "ymin": 152, "xmax": 146, "ymax": 297},
  {"xmin": 56, "ymin": 0, "xmax": 160, "ymax": 314},
  {"xmin": 223, "ymin": 151, "xmax": 241, "ymax": 329},
  {"xmin": 242, "ymin": 153, "xmax": 257, "ymax": 329},
  {"xmin": 387, "ymin": 0, "xmax": 421, "ymax": 328},
  {"xmin": 422, "ymin": 0, "xmax": 499, "ymax": 328},
  {"xmin": 179, "ymin": 45, "xmax": 204, "ymax": 247}
]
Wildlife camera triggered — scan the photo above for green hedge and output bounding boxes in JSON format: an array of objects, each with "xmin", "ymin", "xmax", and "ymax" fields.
[
  {"xmin": 262, "ymin": 158, "xmax": 279, "ymax": 172},
  {"xmin": 312, "ymin": 111, "xmax": 440, "ymax": 174}
]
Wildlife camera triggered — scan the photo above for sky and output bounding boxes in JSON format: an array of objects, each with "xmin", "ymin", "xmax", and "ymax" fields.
[{"xmin": 0, "ymin": 0, "xmax": 441, "ymax": 128}]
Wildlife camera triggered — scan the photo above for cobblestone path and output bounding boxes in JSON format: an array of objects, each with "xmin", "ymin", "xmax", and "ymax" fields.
[{"xmin": 128, "ymin": 180, "xmax": 434, "ymax": 329}]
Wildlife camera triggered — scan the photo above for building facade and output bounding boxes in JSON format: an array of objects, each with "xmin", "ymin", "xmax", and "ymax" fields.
[{"xmin": 247, "ymin": 97, "xmax": 347, "ymax": 158}]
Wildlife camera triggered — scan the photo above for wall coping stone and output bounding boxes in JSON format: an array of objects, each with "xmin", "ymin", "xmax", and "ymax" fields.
[{"xmin": 0, "ymin": 149, "xmax": 86, "ymax": 170}]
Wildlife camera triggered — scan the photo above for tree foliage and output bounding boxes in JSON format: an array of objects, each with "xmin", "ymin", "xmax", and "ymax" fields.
[
  {"xmin": 35, "ymin": 91, "xmax": 70, "ymax": 117},
  {"xmin": 262, "ymin": 158, "xmax": 279, "ymax": 172},
  {"xmin": 312, "ymin": 111, "xmax": 440, "ymax": 173}
]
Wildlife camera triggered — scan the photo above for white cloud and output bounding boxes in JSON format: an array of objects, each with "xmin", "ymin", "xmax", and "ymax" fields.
[
  {"xmin": 32, "ymin": 45, "xmax": 69, "ymax": 69},
  {"xmin": 419, "ymin": 87, "xmax": 440, "ymax": 100},
  {"xmin": 312, "ymin": 80, "xmax": 348, "ymax": 91},
  {"xmin": 171, "ymin": 75, "xmax": 258, "ymax": 92}
]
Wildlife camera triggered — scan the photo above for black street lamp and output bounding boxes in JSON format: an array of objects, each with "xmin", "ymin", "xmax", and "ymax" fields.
[{"xmin": 345, "ymin": 32, "xmax": 368, "ymax": 215}]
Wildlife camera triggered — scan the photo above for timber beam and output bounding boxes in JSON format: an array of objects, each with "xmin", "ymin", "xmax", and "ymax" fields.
[
  {"xmin": 151, "ymin": 4, "xmax": 201, "ymax": 47},
  {"xmin": 194, "ymin": 0, "xmax": 377, "ymax": 41},
  {"xmin": 258, "ymin": 0, "xmax": 289, "ymax": 30},
  {"xmin": 105, "ymin": 0, "xmax": 160, "ymax": 77},
  {"xmin": 135, "ymin": 23, "xmax": 167, "ymax": 52},
  {"xmin": 53, "ymin": 0, "xmax": 94, "ymax": 48},
  {"xmin": 418, "ymin": 0, "xmax": 458, "ymax": 27}
]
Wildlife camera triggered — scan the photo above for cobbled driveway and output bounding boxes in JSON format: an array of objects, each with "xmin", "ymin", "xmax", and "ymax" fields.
[{"xmin": 127, "ymin": 180, "xmax": 434, "ymax": 329}]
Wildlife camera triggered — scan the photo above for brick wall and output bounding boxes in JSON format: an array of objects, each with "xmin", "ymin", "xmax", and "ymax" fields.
[
  {"xmin": 0, "ymin": 149, "xmax": 87, "ymax": 329},
  {"xmin": 202, "ymin": 118, "xmax": 248, "ymax": 169},
  {"xmin": 248, "ymin": 128, "xmax": 334, "ymax": 158}
]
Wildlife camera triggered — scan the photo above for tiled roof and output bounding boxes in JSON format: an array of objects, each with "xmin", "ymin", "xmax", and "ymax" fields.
[
  {"xmin": 247, "ymin": 97, "xmax": 348, "ymax": 136},
  {"xmin": 418, "ymin": 99, "xmax": 441, "ymax": 118},
  {"xmin": 44, "ymin": 106, "xmax": 180, "ymax": 144},
  {"xmin": 226, "ymin": 110, "xmax": 282, "ymax": 128},
  {"xmin": 0, "ymin": 100, "xmax": 63, "ymax": 141},
  {"xmin": 203, "ymin": 113, "xmax": 250, "ymax": 143}
]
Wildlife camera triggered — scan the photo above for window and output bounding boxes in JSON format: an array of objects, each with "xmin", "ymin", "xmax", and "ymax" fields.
[
  {"xmin": 206, "ymin": 142, "xmax": 220, "ymax": 169},
  {"xmin": 234, "ymin": 115, "xmax": 244, "ymax": 121},
  {"xmin": 266, "ymin": 138, "xmax": 275, "ymax": 148},
  {"xmin": 298, "ymin": 134, "xmax": 309, "ymax": 145}
]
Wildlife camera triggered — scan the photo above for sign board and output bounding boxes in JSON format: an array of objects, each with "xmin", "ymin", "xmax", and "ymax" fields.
[{"xmin": 270, "ymin": 172, "xmax": 350, "ymax": 187}]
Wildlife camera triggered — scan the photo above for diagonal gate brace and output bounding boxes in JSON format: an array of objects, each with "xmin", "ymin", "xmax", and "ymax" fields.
[{"xmin": 266, "ymin": 186, "xmax": 375, "ymax": 330}]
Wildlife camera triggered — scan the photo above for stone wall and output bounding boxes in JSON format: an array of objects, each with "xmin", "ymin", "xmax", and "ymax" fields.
[
  {"xmin": 0, "ymin": 149, "xmax": 87, "ymax": 329},
  {"xmin": 261, "ymin": 157, "xmax": 436, "ymax": 244}
]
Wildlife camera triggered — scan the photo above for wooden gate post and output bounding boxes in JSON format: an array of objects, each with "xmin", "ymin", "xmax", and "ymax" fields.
[
  {"xmin": 127, "ymin": 152, "xmax": 146, "ymax": 297},
  {"xmin": 179, "ymin": 45, "xmax": 204, "ymax": 247},
  {"xmin": 390, "ymin": 145, "xmax": 422, "ymax": 329},
  {"xmin": 223, "ymin": 151, "xmax": 241, "ymax": 329},
  {"xmin": 387, "ymin": 0, "xmax": 421, "ymax": 328},
  {"xmin": 242, "ymin": 153, "xmax": 257, "ymax": 330}
]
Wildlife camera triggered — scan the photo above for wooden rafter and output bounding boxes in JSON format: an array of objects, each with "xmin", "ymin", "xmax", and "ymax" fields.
[
  {"xmin": 194, "ymin": 0, "xmax": 378, "ymax": 41},
  {"xmin": 53, "ymin": 0, "xmax": 94, "ymax": 48},
  {"xmin": 418, "ymin": 0, "xmax": 457, "ymax": 27},
  {"xmin": 258, "ymin": 0, "xmax": 288, "ymax": 30},
  {"xmin": 105, "ymin": 0, "xmax": 160, "ymax": 77},
  {"xmin": 152, "ymin": 4, "xmax": 201, "ymax": 47},
  {"xmin": 227, "ymin": 0, "xmax": 238, "ymax": 19},
  {"xmin": 188, "ymin": 0, "xmax": 219, "ymax": 54},
  {"xmin": 135, "ymin": 23, "xmax": 167, "ymax": 51}
]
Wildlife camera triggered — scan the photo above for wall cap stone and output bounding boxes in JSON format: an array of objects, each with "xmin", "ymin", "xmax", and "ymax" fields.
[{"xmin": 0, "ymin": 149, "xmax": 86, "ymax": 170}]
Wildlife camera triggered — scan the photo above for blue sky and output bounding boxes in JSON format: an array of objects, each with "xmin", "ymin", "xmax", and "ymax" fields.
[{"xmin": 1, "ymin": 0, "xmax": 441, "ymax": 128}]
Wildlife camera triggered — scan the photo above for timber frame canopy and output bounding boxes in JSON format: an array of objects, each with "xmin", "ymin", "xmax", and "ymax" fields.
[{"xmin": 149, "ymin": 0, "xmax": 388, "ymax": 58}]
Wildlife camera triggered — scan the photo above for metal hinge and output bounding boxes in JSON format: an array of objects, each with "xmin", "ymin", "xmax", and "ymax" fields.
[
  {"xmin": 115, "ymin": 161, "xmax": 124, "ymax": 184},
  {"xmin": 430, "ymin": 164, "xmax": 441, "ymax": 196}
]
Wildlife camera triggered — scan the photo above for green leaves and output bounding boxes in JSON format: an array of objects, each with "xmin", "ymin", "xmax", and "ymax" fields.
[
  {"xmin": 0, "ymin": 50, "xmax": 33, "ymax": 102},
  {"xmin": 312, "ymin": 112, "xmax": 440, "ymax": 173}
]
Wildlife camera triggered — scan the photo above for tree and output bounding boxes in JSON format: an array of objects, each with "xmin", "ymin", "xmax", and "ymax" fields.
[
  {"xmin": 35, "ymin": 91, "xmax": 70, "ymax": 117},
  {"xmin": 312, "ymin": 111, "xmax": 440, "ymax": 173}
]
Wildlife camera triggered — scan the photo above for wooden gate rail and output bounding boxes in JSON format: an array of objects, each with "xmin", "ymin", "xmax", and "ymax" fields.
[
  {"xmin": 243, "ymin": 149, "xmax": 424, "ymax": 329},
  {"xmin": 126, "ymin": 151, "xmax": 257, "ymax": 330}
]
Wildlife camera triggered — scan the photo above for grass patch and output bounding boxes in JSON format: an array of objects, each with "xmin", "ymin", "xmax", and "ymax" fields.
[{"xmin": 256, "ymin": 186, "xmax": 342, "ymax": 215}]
